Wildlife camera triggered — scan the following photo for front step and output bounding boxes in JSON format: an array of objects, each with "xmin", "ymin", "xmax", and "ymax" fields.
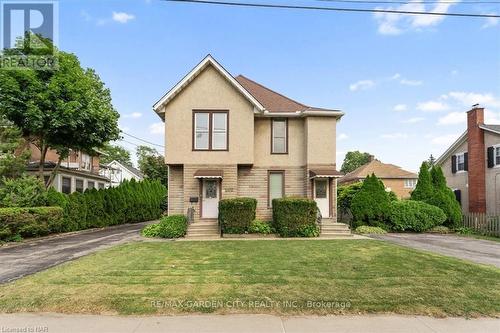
[
  {"xmin": 319, "ymin": 221, "xmax": 353, "ymax": 238},
  {"xmin": 185, "ymin": 220, "xmax": 220, "ymax": 239}
]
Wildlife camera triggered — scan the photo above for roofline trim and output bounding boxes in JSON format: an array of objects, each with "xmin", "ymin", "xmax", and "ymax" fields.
[
  {"xmin": 152, "ymin": 55, "xmax": 265, "ymax": 113},
  {"xmin": 435, "ymin": 131, "xmax": 467, "ymax": 166},
  {"xmin": 479, "ymin": 125, "xmax": 500, "ymax": 135}
]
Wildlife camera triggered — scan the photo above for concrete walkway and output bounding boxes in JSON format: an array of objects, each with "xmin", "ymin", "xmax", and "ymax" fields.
[
  {"xmin": 370, "ymin": 233, "xmax": 500, "ymax": 267},
  {"xmin": 0, "ymin": 313, "xmax": 497, "ymax": 333},
  {"xmin": 0, "ymin": 222, "xmax": 152, "ymax": 284}
]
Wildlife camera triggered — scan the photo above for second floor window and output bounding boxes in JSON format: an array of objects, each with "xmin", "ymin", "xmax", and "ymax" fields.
[
  {"xmin": 495, "ymin": 147, "xmax": 500, "ymax": 166},
  {"xmin": 193, "ymin": 111, "xmax": 228, "ymax": 150},
  {"xmin": 271, "ymin": 119, "xmax": 287, "ymax": 154},
  {"xmin": 456, "ymin": 153, "xmax": 465, "ymax": 172}
]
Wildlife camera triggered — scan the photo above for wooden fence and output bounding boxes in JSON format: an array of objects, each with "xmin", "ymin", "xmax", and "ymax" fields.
[{"xmin": 462, "ymin": 213, "xmax": 500, "ymax": 236}]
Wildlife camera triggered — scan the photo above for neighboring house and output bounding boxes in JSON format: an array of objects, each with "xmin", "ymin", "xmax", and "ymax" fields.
[
  {"xmin": 27, "ymin": 144, "xmax": 111, "ymax": 193},
  {"xmin": 100, "ymin": 160, "xmax": 144, "ymax": 187},
  {"xmin": 436, "ymin": 106, "xmax": 500, "ymax": 214},
  {"xmin": 338, "ymin": 157, "xmax": 418, "ymax": 198},
  {"xmin": 153, "ymin": 55, "xmax": 344, "ymax": 225}
]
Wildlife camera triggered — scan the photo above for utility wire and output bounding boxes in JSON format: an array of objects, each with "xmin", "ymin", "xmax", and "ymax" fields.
[
  {"xmin": 163, "ymin": 0, "xmax": 500, "ymax": 18},
  {"xmin": 120, "ymin": 131, "xmax": 165, "ymax": 148},
  {"xmin": 118, "ymin": 138, "xmax": 165, "ymax": 153},
  {"xmin": 314, "ymin": 0, "xmax": 500, "ymax": 4}
]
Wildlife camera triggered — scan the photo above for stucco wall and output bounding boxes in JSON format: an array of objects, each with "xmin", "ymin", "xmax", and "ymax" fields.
[
  {"xmin": 164, "ymin": 65, "xmax": 255, "ymax": 165},
  {"xmin": 441, "ymin": 140, "xmax": 469, "ymax": 213},
  {"xmin": 305, "ymin": 117, "xmax": 337, "ymax": 166},
  {"xmin": 484, "ymin": 132, "xmax": 500, "ymax": 214}
]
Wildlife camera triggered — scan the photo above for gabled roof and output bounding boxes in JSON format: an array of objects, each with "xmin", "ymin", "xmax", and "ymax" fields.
[
  {"xmin": 479, "ymin": 124, "xmax": 500, "ymax": 135},
  {"xmin": 153, "ymin": 55, "xmax": 265, "ymax": 114},
  {"xmin": 339, "ymin": 159, "xmax": 417, "ymax": 184},
  {"xmin": 153, "ymin": 54, "xmax": 343, "ymax": 118},
  {"xmin": 108, "ymin": 160, "xmax": 144, "ymax": 179}
]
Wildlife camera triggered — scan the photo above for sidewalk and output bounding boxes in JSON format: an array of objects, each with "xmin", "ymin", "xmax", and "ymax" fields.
[{"xmin": 0, "ymin": 313, "xmax": 498, "ymax": 333}]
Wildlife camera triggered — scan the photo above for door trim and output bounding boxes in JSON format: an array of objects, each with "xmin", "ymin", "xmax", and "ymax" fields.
[
  {"xmin": 314, "ymin": 178, "xmax": 332, "ymax": 218},
  {"xmin": 199, "ymin": 178, "xmax": 222, "ymax": 220}
]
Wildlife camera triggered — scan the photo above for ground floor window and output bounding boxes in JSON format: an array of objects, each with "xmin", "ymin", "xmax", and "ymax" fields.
[
  {"xmin": 98, "ymin": 183, "xmax": 105, "ymax": 189},
  {"xmin": 87, "ymin": 181, "xmax": 95, "ymax": 190},
  {"xmin": 62, "ymin": 177, "xmax": 71, "ymax": 194},
  {"xmin": 404, "ymin": 179, "xmax": 417, "ymax": 189},
  {"xmin": 75, "ymin": 179, "xmax": 84, "ymax": 193},
  {"xmin": 268, "ymin": 171, "xmax": 284, "ymax": 206}
]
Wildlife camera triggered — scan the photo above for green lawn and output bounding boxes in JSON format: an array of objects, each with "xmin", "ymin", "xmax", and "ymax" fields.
[{"xmin": 0, "ymin": 240, "xmax": 499, "ymax": 317}]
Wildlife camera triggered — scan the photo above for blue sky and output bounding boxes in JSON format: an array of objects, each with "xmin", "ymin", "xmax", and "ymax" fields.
[{"xmin": 57, "ymin": 0, "xmax": 499, "ymax": 171}]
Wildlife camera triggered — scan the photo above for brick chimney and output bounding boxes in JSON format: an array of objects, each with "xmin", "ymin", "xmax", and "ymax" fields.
[{"xmin": 467, "ymin": 106, "xmax": 486, "ymax": 213}]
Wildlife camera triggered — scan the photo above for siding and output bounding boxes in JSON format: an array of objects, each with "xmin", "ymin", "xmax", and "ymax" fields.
[{"xmin": 168, "ymin": 166, "xmax": 184, "ymax": 215}]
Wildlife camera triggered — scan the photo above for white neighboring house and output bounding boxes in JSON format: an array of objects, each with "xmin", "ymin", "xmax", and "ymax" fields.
[{"xmin": 100, "ymin": 160, "xmax": 144, "ymax": 187}]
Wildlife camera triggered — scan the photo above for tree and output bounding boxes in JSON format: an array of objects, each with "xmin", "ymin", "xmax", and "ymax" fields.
[
  {"xmin": 428, "ymin": 154, "xmax": 436, "ymax": 166},
  {"xmin": 0, "ymin": 116, "xmax": 30, "ymax": 179},
  {"xmin": 0, "ymin": 35, "xmax": 120, "ymax": 187},
  {"xmin": 136, "ymin": 145, "xmax": 168, "ymax": 187},
  {"xmin": 100, "ymin": 144, "xmax": 132, "ymax": 166},
  {"xmin": 429, "ymin": 166, "xmax": 462, "ymax": 227},
  {"xmin": 411, "ymin": 162, "xmax": 433, "ymax": 201},
  {"xmin": 350, "ymin": 174, "xmax": 391, "ymax": 226},
  {"xmin": 341, "ymin": 151, "xmax": 372, "ymax": 174}
]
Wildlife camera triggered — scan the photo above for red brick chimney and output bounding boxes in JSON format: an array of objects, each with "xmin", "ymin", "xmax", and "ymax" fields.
[{"xmin": 467, "ymin": 106, "xmax": 486, "ymax": 213}]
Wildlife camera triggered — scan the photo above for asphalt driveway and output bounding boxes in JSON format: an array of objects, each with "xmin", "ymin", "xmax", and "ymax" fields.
[
  {"xmin": 0, "ymin": 221, "xmax": 152, "ymax": 284},
  {"xmin": 370, "ymin": 233, "xmax": 500, "ymax": 268}
]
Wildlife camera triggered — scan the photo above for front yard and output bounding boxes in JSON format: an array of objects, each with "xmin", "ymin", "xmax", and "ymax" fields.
[{"xmin": 0, "ymin": 239, "xmax": 499, "ymax": 317}]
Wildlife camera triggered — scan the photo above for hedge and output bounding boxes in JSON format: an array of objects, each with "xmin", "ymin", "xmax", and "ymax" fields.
[
  {"xmin": 389, "ymin": 200, "xmax": 446, "ymax": 232},
  {"xmin": 272, "ymin": 197, "xmax": 319, "ymax": 237},
  {"xmin": 218, "ymin": 197, "xmax": 257, "ymax": 234},
  {"xmin": 0, "ymin": 207, "xmax": 64, "ymax": 241},
  {"xmin": 142, "ymin": 214, "xmax": 187, "ymax": 238},
  {"xmin": 47, "ymin": 179, "xmax": 167, "ymax": 233}
]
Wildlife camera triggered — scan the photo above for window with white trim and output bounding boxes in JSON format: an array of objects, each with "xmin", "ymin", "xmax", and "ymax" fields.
[
  {"xmin": 495, "ymin": 146, "xmax": 500, "ymax": 166},
  {"xmin": 456, "ymin": 153, "xmax": 465, "ymax": 172},
  {"xmin": 271, "ymin": 119, "xmax": 287, "ymax": 154},
  {"xmin": 268, "ymin": 171, "xmax": 284, "ymax": 206},
  {"xmin": 404, "ymin": 179, "xmax": 417, "ymax": 189},
  {"xmin": 193, "ymin": 111, "xmax": 228, "ymax": 150}
]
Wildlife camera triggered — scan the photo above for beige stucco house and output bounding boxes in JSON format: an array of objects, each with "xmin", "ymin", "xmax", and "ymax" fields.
[
  {"xmin": 153, "ymin": 55, "xmax": 344, "ymax": 235},
  {"xmin": 436, "ymin": 106, "xmax": 500, "ymax": 215}
]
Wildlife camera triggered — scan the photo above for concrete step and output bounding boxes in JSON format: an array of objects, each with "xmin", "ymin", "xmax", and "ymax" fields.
[
  {"xmin": 188, "ymin": 225, "xmax": 219, "ymax": 231},
  {"xmin": 321, "ymin": 226, "xmax": 350, "ymax": 232},
  {"xmin": 319, "ymin": 234, "xmax": 354, "ymax": 238},
  {"xmin": 321, "ymin": 230, "xmax": 352, "ymax": 235}
]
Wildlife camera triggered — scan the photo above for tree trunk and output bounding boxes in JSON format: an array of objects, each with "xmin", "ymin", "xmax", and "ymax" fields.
[
  {"xmin": 38, "ymin": 142, "xmax": 48, "ymax": 181},
  {"xmin": 46, "ymin": 156, "xmax": 62, "ymax": 188}
]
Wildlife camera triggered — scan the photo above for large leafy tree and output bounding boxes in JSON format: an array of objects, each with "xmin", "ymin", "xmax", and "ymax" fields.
[
  {"xmin": 0, "ymin": 116, "xmax": 30, "ymax": 179},
  {"xmin": 136, "ymin": 145, "xmax": 168, "ymax": 187},
  {"xmin": 100, "ymin": 144, "xmax": 132, "ymax": 166},
  {"xmin": 341, "ymin": 151, "xmax": 372, "ymax": 174},
  {"xmin": 0, "ymin": 35, "xmax": 120, "ymax": 187}
]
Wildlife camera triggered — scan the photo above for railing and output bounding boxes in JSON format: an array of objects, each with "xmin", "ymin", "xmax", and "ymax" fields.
[{"xmin": 462, "ymin": 213, "xmax": 500, "ymax": 237}]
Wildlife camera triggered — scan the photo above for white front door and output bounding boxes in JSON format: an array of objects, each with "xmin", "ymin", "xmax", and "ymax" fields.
[
  {"xmin": 314, "ymin": 178, "xmax": 330, "ymax": 218},
  {"xmin": 202, "ymin": 179, "xmax": 219, "ymax": 218}
]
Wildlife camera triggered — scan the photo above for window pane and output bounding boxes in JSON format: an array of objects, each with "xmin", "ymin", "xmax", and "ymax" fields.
[
  {"xmin": 98, "ymin": 183, "xmax": 105, "ymax": 189},
  {"xmin": 88, "ymin": 181, "xmax": 95, "ymax": 190},
  {"xmin": 205, "ymin": 180, "xmax": 218, "ymax": 199},
  {"xmin": 213, "ymin": 113, "xmax": 227, "ymax": 132},
  {"xmin": 76, "ymin": 179, "xmax": 84, "ymax": 193},
  {"xmin": 195, "ymin": 132, "xmax": 209, "ymax": 150},
  {"xmin": 62, "ymin": 177, "xmax": 71, "ymax": 194},
  {"xmin": 195, "ymin": 113, "xmax": 209, "ymax": 131},
  {"xmin": 269, "ymin": 173, "xmax": 284, "ymax": 204},
  {"xmin": 212, "ymin": 132, "xmax": 226, "ymax": 150},
  {"xmin": 273, "ymin": 120, "xmax": 286, "ymax": 137},
  {"xmin": 273, "ymin": 137, "xmax": 286, "ymax": 153},
  {"xmin": 315, "ymin": 180, "xmax": 327, "ymax": 198}
]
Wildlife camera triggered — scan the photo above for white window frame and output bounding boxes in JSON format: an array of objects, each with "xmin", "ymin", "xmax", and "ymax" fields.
[
  {"xmin": 211, "ymin": 112, "xmax": 227, "ymax": 150},
  {"xmin": 494, "ymin": 144, "xmax": 500, "ymax": 167},
  {"xmin": 75, "ymin": 178, "xmax": 85, "ymax": 193},
  {"xmin": 404, "ymin": 179, "xmax": 417, "ymax": 189},
  {"xmin": 456, "ymin": 152, "xmax": 466, "ymax": 173},
  {"xmin": 271, "ymin": 119, "xmax": 288, "ymax": 154},
  {"xmin": 194, "ymin": 112, "xmax": 210, "ymax": 150}
]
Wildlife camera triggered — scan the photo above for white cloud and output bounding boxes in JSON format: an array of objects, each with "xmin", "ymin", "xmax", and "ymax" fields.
[
  {"xmin": 112, "ymin": 12, "xmax": 135, "ymax": 24},
  {"xmin": 482, "ymin": 13, "xmax": 499, "ymax": 29},
  {"xmin": 400, "ymin": 79, "xmax": 423, "ymax": 86},
  {"xmin": 337, "ymin": 133, "xmax": 348, "ymax": 141},
  {"xmin": 485, "ymin": 110, "xmax": 500, "ymax": 124},
  {"xmin": 393, "ymin": 104, "xmax": 407, "ymax": 112},
  {"xmin": 430, "ymin": 134, "xmax": 460, "ymax": 146},
  {"xmin": 438, "ymin": 112, "xmax": 465, "ymax": 125},
  {"xmin": 123, "ymin": 112, "xmax": 142, "ymax": 119},
  {"xmin": 374, "ymin": 0, "xmax": 460, "ymax": 35},
  {"xmin": 403, "ymin": 117, "xmax": 425, "ymax": 124},
  {"xmin": 391, "ymin": 73, "xmax": 401, "ymax": 80},
  {"xmin": 451, "ymin": 69, "xmax": 459, "ymax": 76},
  {"xmin": 446, "ymin": 91, "xmax": 500, "ymax": 108},
  {"xmin": 381, "ymin": 132, "xmax": 408, "ymax": 139},
  {"xmin": 349, "ymin": 80, "xmax": 375, "ymax": 91},
  {"xmin": 149, "ymin": 122, "xmax": 164, "ymax": 135},
  {"xmin": 417, "ymin": 100, "xmax": 450, "ymax": 112}
]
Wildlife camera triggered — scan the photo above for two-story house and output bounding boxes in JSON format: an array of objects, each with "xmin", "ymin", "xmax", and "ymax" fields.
[
  {"xmin": 27, "ymin": 144, "xmax": 111, "ymax": 193},
  {"xmin": 153, "ymin": 55, "xmax": 344, "ymax": 233},
  {"xmin": 436, "ymin": 106, "xmax": 500, "ymax": 214}
]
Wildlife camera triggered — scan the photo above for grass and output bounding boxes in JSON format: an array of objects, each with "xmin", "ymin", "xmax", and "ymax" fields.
[{"xmin": 0, "ymin": 240, "xmax": 499, "ymax": 317}]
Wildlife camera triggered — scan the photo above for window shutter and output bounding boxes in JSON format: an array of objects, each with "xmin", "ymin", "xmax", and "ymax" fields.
[
  {"xmin": 454, "ymin": 189, "xmax": 461, "ymax": 206},
  {"xmin": 464, "ymin": 152, "xmax": 468, "ymax": 171},
  {"xmin": 451, "ymin": 155, "xmax": 457, "ymax": 174},
  {"xmin": 487, "ymin": 146, "xmax": 494, "ymax": 168}
]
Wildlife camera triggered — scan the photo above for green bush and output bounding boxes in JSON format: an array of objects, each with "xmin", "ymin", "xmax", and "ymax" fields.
[
  {"xmin": 337, "ymin": 182, "xmax": 363, "ymax": 212},
  {"xmin": 249, "ymin": 220, "xmax": 273, "ymax": 234},
  {"xmin": 389, "ymin": 200, "xmax": 446, "ymax": 232},
  {"xmin": 218, "ymin": 197, "xmax": 257, "ymax": 234},
  {"xmin": 350, "ymin": 174, "xmax": 391, "ymax": 225},
  {"xmin": 355, "ymin": 225, "xmax": 387, "ymax": 234},
  {"xmin": 142, "ymin": 215, "xmax": 187, "ymax": 238},
  {"xmin": 272, "ymin": 197, "xmax": 319, "ymax": 237},
  {"xmin": 0, "ymin": 207, "xmax": 64, "ymax": 241},
  {"xmin": 0, "ymin": 175, "xmax": 47, "ymax": 208}
]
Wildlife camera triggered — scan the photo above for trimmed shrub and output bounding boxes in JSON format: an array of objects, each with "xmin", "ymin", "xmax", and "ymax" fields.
[
  {"xmin": 351, "ymin": 174, "xmax": 391, "ymax": 225},
  {"xmin": 0, "ymin": 175, "xmax": 47, "ymax": 208},
  {"xmin": 0, "ymin": 207, "xmax": 64, "ymax": 241},
  {"xmin": 272, "ymin": 197, "xmax": 319, "ymax": 237},
  {"xmin": 429, "ymin": 166, "xmax": 462, "ymax": 228},
  {"xmin": 142, "ymin": 215, "xmax": 187, "ymax": 238},
  {"xmin": 218, "ymin": 197, "xmax": 257, "ymax": 234},
  {"xmin": 249, "ymin": 220, "xmax": 273, "ymax": 234},
  {"xmin": 337, "ymin": 182, "xmax": 363, "ymax": 212},
  {"xmin": 389, "ymin": 200, "xmax": 446, "ymax": 232},
  {"xmin": 355, "ymin": 226, "xmax": 387, "ymax": 234},
  {"xmin": 411, "ymin": 162, "xmax": 434, "ymax": 201}
]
